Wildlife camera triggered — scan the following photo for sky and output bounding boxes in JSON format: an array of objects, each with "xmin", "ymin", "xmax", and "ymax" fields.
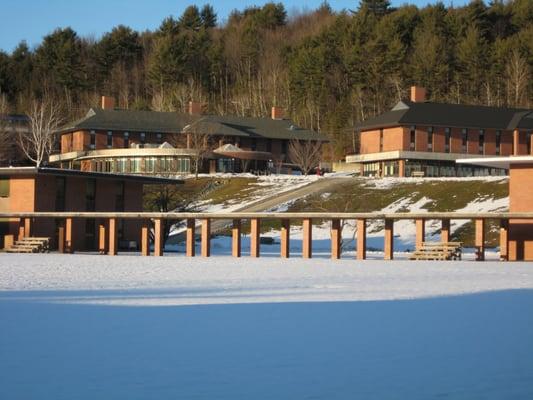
[{"xmin": 0, "ymin": 0, "xmax": 471, "ymax": 53}]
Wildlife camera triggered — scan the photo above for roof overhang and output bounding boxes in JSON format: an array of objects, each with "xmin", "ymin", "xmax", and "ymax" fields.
[
  {"xmin": 0, "ymin": 167, "xmax": 183, "ymax": 184},
  {"xmin": 346, "ymin": 151, "xmax": 493, "ymax": 164},
  {"xmin": 456, "ymin": 156, "xmax": 533, "ymax": 170}
]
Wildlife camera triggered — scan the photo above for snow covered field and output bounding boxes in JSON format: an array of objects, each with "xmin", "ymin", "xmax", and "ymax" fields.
[{"xmin": 2, "ymin": 255, "xmax": 533, "ymax": 399}]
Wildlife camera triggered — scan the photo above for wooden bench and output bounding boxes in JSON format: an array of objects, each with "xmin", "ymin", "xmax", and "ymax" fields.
[{"xmin": 410, "ymin": 241, "xmax": 462, "ymax": 261}]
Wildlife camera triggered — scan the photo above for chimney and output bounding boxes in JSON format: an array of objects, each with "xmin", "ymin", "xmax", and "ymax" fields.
[
  {"xmin": 271, "ymin": 106, "xmax": 283, "ymax": 120},
  {"xmin": 101, "ymin": 95, "xmax": 115, "ymax": 110},
  {"xmin": 410, "ymin": 86, "xmax": 426, "ymax": 103},
  {"xmin": 188, "ymin": 101, "xmax": 203, "ymax": 115}
]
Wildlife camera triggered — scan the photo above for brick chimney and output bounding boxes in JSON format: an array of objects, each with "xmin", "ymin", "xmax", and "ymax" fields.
[
  {"xmin": 410, "ymin": 86, "xmax": 426, "ymax": 103},
  {"xmin": 101, "ymin": 96, "xmax": 115, "ymax": 110},
  {"xmin": 188, "ymin": 101, "xmax": 203, "ymax": 115},
  {"xmin": 271, "ymin": 106, "xmax": 283, "ymax": 120}
]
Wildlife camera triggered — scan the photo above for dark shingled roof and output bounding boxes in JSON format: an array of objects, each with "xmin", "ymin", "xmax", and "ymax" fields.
[
  {"xmin": 59, "ymin": 108, "xmax": 328, "ymax": 141},
  {"xmin": 356, "ymin": 100, "xmax": 533, "ymax": 131}
]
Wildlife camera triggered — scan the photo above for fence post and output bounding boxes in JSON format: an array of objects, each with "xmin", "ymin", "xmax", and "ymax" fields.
[
  {"xmin": 250, "ymin": 218, "xmax": 260, "ymax": 257},
  {"xmin": 499, "ymin": 219, "xmax": 508, "ymax": 261},
  {"xmin": 65, "ymin": 217, "xmax": 73, "ymax": 253},
  {"xmin": 98, "ymin": 220, "xmax": 107, "ymax": 254},
  {"xmin": 475, "ymin": 218, "xmax": 485, "ymax": 261},
  {"xmin": 356, "ymin": 218, "xmax": 366, "ymax": 260},
  {"xmin": 232, "ymin": 219, "xmax": 241, "ymax": 258},
  {"xmin": 384, "ymin": 219, "xmax": 394, "ymax": 260},
  {"xmin": 141, "ymin": 219, "xmax": 150, "ymax": 256},
  {"xmin": 154, "ymin": 218, "xmax": 163, "ymax": 256},
  {"xmin": 24, "ymin": 217, "xmax": 31, "ymax": 238},
  {"xmin": 201, "ymin": 218, "xmax": 210, "ymax": 257},
  {"xmin": 441, "ymin": 219, "xmax": 450, "ymax": 242},
  {"xmin": 331, "ymin": 219, "xmax": 341, "ymax": 260},
  {"xmin": 281, "ymin": 218, "xmax": 290, "ymax": 258},
  {"xmin": 302, "ymin": 218, "xmax": 312, "ymax": 259},
  {"xmin": 415, "ymin": 219, "xmax": 425, "ymax": 250},
  {"xmin": 186, "ymin": 218, "xmax": 195, "ymax": 257},
  {"xmin": 108, "ymin": 217, "xmax": 117, "ymax": 256},
  {"xmin": 17, "ymin": 219, "xmax": 25, "ymax": 241},
  {"xmin": 58, "ymin": 224, "xmax": 65, "ymax": 253}
]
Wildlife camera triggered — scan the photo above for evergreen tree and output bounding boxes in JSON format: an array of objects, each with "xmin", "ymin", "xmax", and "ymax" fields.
[
  {"xmin": 179, "ymin": 5, "xmax": 203, "ymax": 31},
  {"xmin": 200, "ymin": 4, "xmax": 217, "ymax": 28},
  {"xmin": 358, "ymin": 0, "xmax": 391, "ymax": 17}
]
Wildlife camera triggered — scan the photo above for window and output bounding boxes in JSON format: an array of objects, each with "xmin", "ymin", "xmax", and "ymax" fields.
[
  {"xmin": 55, "ymin": 177, "xmax": 66, "ymax": 211},
  {"xmin": 461, "ymin": 128, "xmax": 468, "ymax": 153},
  {"xmin": 266, "ymin": 140, "xmax": 272, "ymax": 153},
  {"xmin": 140, "ymin": 132, "xmax": 146, "ymax": 146},
  {"xmin": 0, "ymin": 177, "xmax": 9, "ymax": 197},
  {"xmin": 479, "ymin": 129, "xmax": 485, "ymax": 155},
  {"xmin": 90, "ymin": 130, "xmax": 96, "ymax": 150},
  {"xmin": 251, "ymin": 139, "xmax": 257, "ymax": 151},
  {"xmin": 427, "ymin": 127, "xmax": 433, "ymax": 151},
  {"xmin": 409, "ymin": 126, "xmax": 416, "ymax": 151},
  {"xmin": 496, "ymin": 130, "xmax": 501, "ymax": 155},
  {"xmin": 379, "ymin": 129, "xmax": 384, "ymax": 152},
  {"xmin": 445, "ymin": 128, "xmax": 451, "ymax": 153},
  {"xmin": 282, "ymin": 140, "xmax": 288, "ymax": 155},
  {"xmin": 115, "ymin": 182, "xmax": 125, "ymax": 212},
  {"xmin": 124, "ymin": 132, "xmax": 129, "ymax": 148},
  {"xmin": 156, "ymin": 133, "xmax": 162, "ymax": 144},
  {"xmin": 86, "ymin": 179, "xmax": 96, "ymax": 211},
  {"xmin": 107, "ymin": 131, "xmax": 113, "ymax": 148},
  {"xmin": 527, "ymin": 132, "xmax": 532, "ymax": 155}
]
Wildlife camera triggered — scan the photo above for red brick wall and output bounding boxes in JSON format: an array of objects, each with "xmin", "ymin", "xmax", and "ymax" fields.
[
  {"xmin": 383, "ymin": 127, "xmax": 406, "ymax": 152},
  {"xmin": 414, "ymin": 127, "xmax": 428, "ymax": 152},
  {"xmin": 500, "ymin": 131, "xmax": 513, "ymax": 155},
  {"xmin": 509, "ymin": 164, "xmax": 533, "ymax": 260},
  {"xmin": 61, "ymin": 134, "xmax": 73, "ymax": 153},
  {"xmin": 484, "ymin": 129, "xmax": 496, "ymax": 155},
  {"xmin": 433, "ymin": 127, "xmax": 445, "ymax": 153},
  {"xmin": 72, "ymin": 131, "xmax": 90, "ymax": 151},
  {"xmin": 360, "ymin": 130, "xmax": 380, "ymax": 154},
  {"xmin": 467, "ymin": 130, "xmax": 479, "ymax": 154},
  {"xmin": 450, "ymin": 128, "xmax": 462, "ymax": 153}
]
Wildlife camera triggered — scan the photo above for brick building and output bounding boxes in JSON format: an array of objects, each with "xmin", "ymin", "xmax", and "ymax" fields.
[
  {"xmin": 0, "ymin": 167, "xmax": 181, "ymax": 251},
  {"xmin": 347, "ymin": 86, "xmax": 533, "ymax": 177},
  {"xmin": 50, "ymin": 97, "xmax": 327, "ymax": 175}
]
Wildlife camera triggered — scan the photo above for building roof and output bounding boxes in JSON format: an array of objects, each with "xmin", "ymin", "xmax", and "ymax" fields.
[
  {"xmin": 356, "ymin": 100, "xmax": 533, "ymax": 131},
  {"xmin": 0, "ymin": 167, "xmax": 183, "ymax": 184},
  {"xmin": 456, "ymin": 156, "xmax": 533, "ymax": 170},
  {"xmin": 58, "ymin": 108, "xmax": 328, "ymax": 141}
]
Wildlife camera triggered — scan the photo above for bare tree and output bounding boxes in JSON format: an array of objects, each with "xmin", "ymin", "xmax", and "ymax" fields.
[
  {"xmin": 505, "ymin": 49, "xmax": 529, "ymax": 108},
  {"xmin": 0, "ymin": 93, "xmax": 12, "ymax": 165},
  {"xmin": 288, "ymin": 139, "xmax": 322, "ymax": 175},
  {"xmin": 19, "ymin": 98, "xmax": 63, "ymax": 167},
  {"xmin": 183, "ymin": 117, "xmax": 216, "ymax": 179}
]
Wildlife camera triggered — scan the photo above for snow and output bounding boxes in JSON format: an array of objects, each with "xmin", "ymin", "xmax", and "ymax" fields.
[
  {"xmin": 365, "ymin": 176, "xmax": 508, "ymax": 189},
  {"xmin": 1, "ymin": 255, "xmax": 533, "ymax": 399}
]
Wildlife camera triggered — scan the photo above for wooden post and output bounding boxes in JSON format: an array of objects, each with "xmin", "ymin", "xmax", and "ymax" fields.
[
  {"xmin": 302, "ymin": 218, "xmax": 312, "ymax": 259},
  {"xmin": 331, "ymin": 219, "xmax": 341, "ymax": 260},
  {"xmin": 108, "ymin": 217, "xmax": 117, "ymax": 256},
  {"xmin": 250, "ymin": 218, "xmax": 260, "ymax": 257},
  {"xmin": 17, "ymin": 219, "xmax": 25, "ymax": 241},
  {"xmin": 186, "ymin": 218, "xmax": 195, "ymax": 257},
  {"xmin": 154, "ymin": 218, "xmax": 163, "ymax": 256},
  {"xmin": 356, "ymin": 218, "xmax": 366, "ymax": 260},
  {"xmin": 232, "ymin": 219, "xmax": 241, "ymax": 257},
  {"xmin": 513, "ymin": 129, "xmax": 520, "ymax": 155},
  {"xmin": 58, "ymin": 225, "xmax": 65, "ymax": 253},
  {"xmin": 65, "ymin": 217, "xmax": 73, "ymax": 253},
  {"xmin": 201, "ymin": 218, "xmax": 210, "ymax": 257},
  {"xmin": 475, "ymin": 218, "xmax": 485, "ymax": 261},
  {"xmin": 281, "ymin": 218, "xmax": 290, "ymax": 258},
  {"xmin": 499, "ymin": 219, "xmax": 508, "ymax": 261},
  {"xmin": 384, "ymin": 219, "xmax": 394, "ymax": 260},
  {"xmin": 441, "ymin": 219, "xmax": 450, "ymax": 242},
  {"xmin": 24, "ymin": 217, "xmax": 31, "ymax": 238},
  {"xmin": 3, "ymin": 234, "xmax": 14, "ymax": 250},
  {"xmin": 415, "ymin": 219, "xmax": 425, "ymax": 250},
  {"xmin": 98, "ymin": 220, "xmax": 106, "ymax": 254},
  {"xmin": 141, "ymin": 219, "xmax": 150, "ymax": 256}
]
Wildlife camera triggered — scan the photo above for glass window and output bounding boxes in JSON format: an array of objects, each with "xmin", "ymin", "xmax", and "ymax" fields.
[
  {"xmin": 427, "ymin": 127, "xmax": 433, "ymax": 151},
  {"xmin": 461, "ymin": 128, "xmax": 467, "ymax": 153},
  {"xmin": 156, "ymin": 133, "xmax": 162, "ymax": 144},
  {"xmin": 379, "ymin": 129, "xmax": 384, "ymax": 152},
  {"xmin": 0, "ymin": 177, "xmax": 9, "ymax": 197},
  {"xmin": 479, "ymin": 129, "xmax": 485, "ymax": 155},
  {"xmin": 115, "ymin": 181, "xmax": 125, "ymax": 212},
  {"xmin": 124, "ymin": 132, "xmax": 129, "ymax": 148},
  {"xmin": 107, "ymin": 131, "xmax": 113, "ymax": 148},
  {"xmin": 55, "ymin": 177, "xmax": 66, "ymax": 211},
  {"xmin": 90, "ymin": 130, "xmax": 96, "ymax": 150},
  {"xmin": 527, "ymin": 132, "xmax": 532, "ymax": 155},
  {"xmin": 86, "ymin": 179, "xmax": 96, "ymax": 211},
  {"xmin": 410, "ymin": 126, "xmax": 415, "ymax": 150},
  {"xmin": 445, "ymin": 128, "xmax": 451, "ymax": 153},
  {"xmin": 140, "ymin": 133, "xmax": 146, "ymax": 145},
  {"xmin": 496, "ymin": 130, "xmax": 501, "ymax": 155}
]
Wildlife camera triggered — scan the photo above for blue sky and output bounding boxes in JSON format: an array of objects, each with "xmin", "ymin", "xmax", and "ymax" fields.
[{"xmin": 1, "ymin": 0, "xmax": 470, "ymax": 53}]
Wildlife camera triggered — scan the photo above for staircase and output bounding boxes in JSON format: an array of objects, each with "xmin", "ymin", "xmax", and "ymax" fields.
[{"xmin": 5, "ymin": 237, "xmax": 50, "ymax": 253}]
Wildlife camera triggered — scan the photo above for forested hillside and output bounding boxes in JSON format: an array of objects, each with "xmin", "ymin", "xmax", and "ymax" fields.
[{"xmin": 0, "ymin": 0, "xmax": 532, "ymax": 158}]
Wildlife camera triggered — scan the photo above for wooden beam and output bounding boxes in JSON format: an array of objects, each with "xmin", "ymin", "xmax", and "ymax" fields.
[
  {"xmin": 24, "ymin": 217, "xmax": 31, "ymax": 238},
  {"xmin": 475, "ymin": 218, "xmax": 485, "ymax": 261},
  {"xmin": 302, "ymin": 218, "xmax": 312, "ymax": 259},
  {"xmin": 58, "ymin": 225, "xmax": 65, "ymax": 253},
  {"xmin": 441, "ymin": 218, "xmax": 450, "ymax": 242},
  {"xmin": 186, "ymin": 218, "xmax": 195, "ymax": 257},
  {"xmin": 499, "ymin": 219, "xmax": 508, "ymax": 261},
  {"xmin": 280, "ymin": 218, "xmax": 290, "ymax": 258},
  {"xmin": 201, "ymin": 218, "xmax": 210, "ymax": 257},
  {"xmin": 331, "ymin": 219, "xmax": 341, "ymax": 260},
  {"xmin": 513, "ymin": 129, "xmax": 520, "ymax": 155},
  {"xmin": 154, "ymin": 218, "xmax": 163, "ymax": 256},
  {"xmin": 108, "ymin": 217, "xmax": 117, "ymax": 256},
  {"xmin": 250, "ymin": 218, "xmax": 260, "ymax": 257},
  {"xmin": 232, "ymin": 219, "xmax": 241, "ymax": 258},
  {"xmin": 415, "ymin": 219, "xmax": 425, "ymax": 250},
  {"xmin": 65, "ymin": 217, "xmax": 73, "ymax": 253},
  {"xmin": 141, "ymin": 219, "xmax": 150, "ymax": 256},
  {"xmin": 356, "ymin": 218, "xmax": 366, "ymax": 260},
  {"xmin": 384, "ymin": 219, "xmax": 394, "ymax": 260},
  {"xmin": 98, "ymin": 220, "xmax": 106, "ymax": 254}
]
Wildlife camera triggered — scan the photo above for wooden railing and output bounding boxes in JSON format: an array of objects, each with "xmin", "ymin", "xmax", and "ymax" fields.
[{"xmin": 2, "ymin": 211, "xmax": 533, "ymax": 261}]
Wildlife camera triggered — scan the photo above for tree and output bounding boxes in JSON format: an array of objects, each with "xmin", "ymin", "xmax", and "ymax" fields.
[
  {"xmin": 201, "ymin": 5, "xmax": 217, "ymax": 28},
  {"xmin": 359, "ymin": 0, "xmax": 391, "ymax": 17},
  {"xmin": 18, "ymin": 98, "xmax": 63, "ymax": 167},
  {"xmin": 182, "ymin": 117, "xmax": 215, "ymax": 179},
  {"xmin": 288, "ymin": 140, "xmax": 322, "ymax": 175},
  {"xmin": 0, "ymin": 93, "xmax": 13, "ymax": 165},
  {"xmin": 505, "ymin": 49, "xmax": 529, "ymax": 107}
]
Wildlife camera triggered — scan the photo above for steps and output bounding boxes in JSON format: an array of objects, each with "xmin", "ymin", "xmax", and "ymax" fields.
[{"xmin": 5, "ymin": 237, "xmax": 50, "ymax": 253}]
